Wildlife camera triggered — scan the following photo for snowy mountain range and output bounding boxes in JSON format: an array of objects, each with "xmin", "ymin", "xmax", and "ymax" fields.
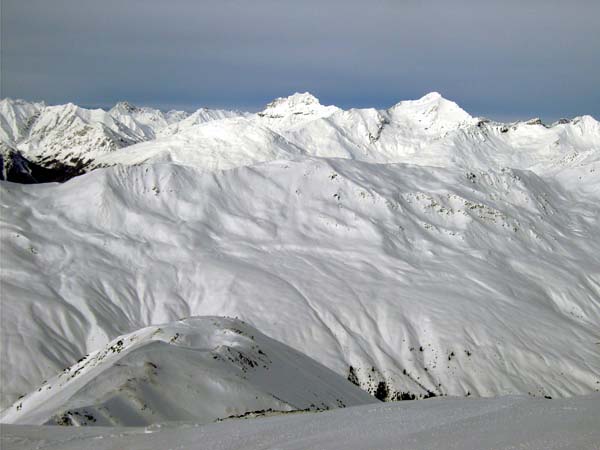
[
  {"xmin": 0, "ymin": 98, "xmax": 242, "ymax": 182},
  {"xmin": 2, "ymin": 93, "xmax": 598, "ymax": 183},
  {"xmin": 0, "ymin": 93, "xmax": 599, "ymax": 430}
]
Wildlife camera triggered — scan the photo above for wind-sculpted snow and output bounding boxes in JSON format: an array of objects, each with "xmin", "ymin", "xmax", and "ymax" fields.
[
  {"xmin": 157, "ymin": 108, "xmax": 247, "ymax": 137},
  {"xmin": 1, "ymin": 317, "xmax": 374, "ymax": 426},
  {"xmin": 1, "ymin": 158, "xmax": 599, "ymax": 410},
  {"xmin": 91, "ymin": 117, "xmax": 306, "ymax": 171},
  {"xmin": 2, "ymin": 395, "xmax": 599, "ymax": 450},
  {"xmin": 108, "ymin": 102, "xmax": 189, "ymax": 140}
]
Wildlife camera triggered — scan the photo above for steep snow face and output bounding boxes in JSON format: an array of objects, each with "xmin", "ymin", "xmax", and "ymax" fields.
[
  {"xmin": 3, "ymin": 395, "xmax": 598, "ymax": 450},
  {"xmin": 95, "ymin": 93, "xmax": 600, "ymax": 182},
  {"xmin": 0, "ymin": 144, "xmax": 36, "ymax": 183},
  {"xmin": 1, "ymin": 316, "xmax": 374, "ymax": 426},
  {"xmin": 14, "ymin": 103, "xmax": 143, "ymax": 167},
  {"xmin": 1, "ymin": 159, "xmax": 598, "ymax": 410},
  {"xmin": 281, "ymin": 95, "xmax": 600, "ymax": 177},
  {"xmin": 0, "ymin": 99, "xmax": 45, "ymax": 145},
  {"xmin": 2, "ymin": 94, "xmax": 598, "ymax": 184},
  {"xmin": 92, "ymin": 117, "xmax": 306, "ymax": 171},
  {"xmin": 108, "ymin": 102, "xmax": 188, "ymax": 140},
  {"xmin": 256, "ymin": 92, "xmax": 340, "ymax": 131},
  {"xmin": 0, "ymin": 99, "xmax": 246, "ymax": 175},
  {"xmin": 387, "ymin": 91, "xmax": 475, "ymax": 133},
  {"xmin": 158, "ymin": 108, "xmax": 247, "ymax": 137}
]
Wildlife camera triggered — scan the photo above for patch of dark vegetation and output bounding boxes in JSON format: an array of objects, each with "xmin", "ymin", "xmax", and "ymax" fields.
[
  {"xmin": 422, "ymin": 390, "xmax": 437, "ymax": 399},
  {"xmin": 375, "ymin": 381, "xmax": 389, "ymax": 401},
  {"xmin": 55, "ymin": 409, "xmax": 97, "ymax": 426},
  {"xmin": 108, "ymin": 340, "xmax": 124, "ymax": 353},
  {"xmin": 347, "ymin": 366, "xmax": 360, "ymax": 387},
  {"xmin": 217, "ymin": 406, "xmax": 318, "ymax": 422},
  {"xmin": 390, "ymin": 392, "xmax": 416, "ymax": 401},
  {"xmin": 56, "ymin": 414, "xmax": 74, "ymax": 426}
]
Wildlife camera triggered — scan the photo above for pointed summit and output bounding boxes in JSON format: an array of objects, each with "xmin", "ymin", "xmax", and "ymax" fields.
[
  {"xmin": 417, "ymin": 91, "xmax": 443, "ymax": 102},
  {"xmin": 111, "ymin": 101, "xmax": 140, "ymax": 114},
  {"xmin": 389, "ymin": 92, "xmax": 474, "ymax": 131}
]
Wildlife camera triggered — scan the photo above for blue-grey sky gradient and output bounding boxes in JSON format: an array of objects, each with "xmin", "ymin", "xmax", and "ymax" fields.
[{"xmin": 2, "ymin": 0, "xmax": 599, "ymax": 121}]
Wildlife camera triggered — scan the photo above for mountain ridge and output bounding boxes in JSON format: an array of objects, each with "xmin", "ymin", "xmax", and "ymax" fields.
[{"xmin": 1, "ymin": 93, "xmax": 598, "ymax": 184}]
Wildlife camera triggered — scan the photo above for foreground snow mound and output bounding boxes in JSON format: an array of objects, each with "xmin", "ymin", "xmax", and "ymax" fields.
[
  {"xmin": 2, "ymin": 395, "xmax": 599, "ymax": 450},
  {"xmin": 1, "ymin": 316, "xmax": 375, "ymax": 426},
  {"xmin": 1, "ymin": 159, "xmax": 598, "ymax": 409}
]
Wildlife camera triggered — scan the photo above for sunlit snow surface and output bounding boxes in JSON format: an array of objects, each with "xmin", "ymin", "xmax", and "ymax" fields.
[
  {"xmin": 1, "ymin": 93, "xmax": 599, "ymax": 436},
  {"xmin": 1, "ymin": 317, "xmax": 374, "ymax": 426},
  {"xmin": 2, "ymin": 395, "xmax": 599, "ymax": 450}
]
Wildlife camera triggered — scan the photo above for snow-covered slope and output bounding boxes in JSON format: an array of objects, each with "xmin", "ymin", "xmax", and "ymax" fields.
[
  {"xmin": 1, "ymin": 158, "xmax": 598, "ymax": 411},
  {"xmin": 256, "ymin": 92, "xmax": 340, "ymax": 131},
  {"xmin": 0, "ymin": 144, "xmax": 84, "ymax": 184},
  {"xmin": 3, "ymin": 395, "xmax": 599, "ymax": 450},
  {"xmin": 59, "ymin": 92, "xmax": 600, "ymax": 184},
  {"xmin": 2, "ymin": 94, "xmax": 599, "ymax": 184},
  {"xmin": 108, "ymin": 102, "xmax": 188, "ymax": 140},
  {"xmin": 1, "ymin": 92, "xmax": 599, "ymax": 431},
  {"xmin": 1, "ymin": 317, "xmax": 374, "ymax": 426},
  {"xmin": 6, "ymin": 102, "xmax": 143, "ymax": 168},
  {"xmin": 0, "ymin": 99, "xmax": 45, "ymax": 145},
  {"xmin": 91, "ymin": 117, "xmax": 306, "ymax": 171},
  {"xmin": 0, "ymin": 99, "xmax": 245, "ymax": 175},
  {"xmin": 279, "ymin": 93, "xmax": 600, "ymax": 178},
  {"xmin": 0, "ymin": 144, "xmax": 37, "ymax": 183},
  {"xmin": 157, "ymin": 107, "xmax": 246, "ymax": 137}
]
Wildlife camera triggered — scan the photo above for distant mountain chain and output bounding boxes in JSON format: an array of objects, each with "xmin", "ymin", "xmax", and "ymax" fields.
[
  {"xmin": 2, "ymin": 92, "xmax": 598, "ymax": 181},
  {"xmin": 0, "ymin": 98, "xmax": 243, "ymax": 182},
  {"xmin": 0, "ymin": 93, "xmax": 598, "ymax": 426}
]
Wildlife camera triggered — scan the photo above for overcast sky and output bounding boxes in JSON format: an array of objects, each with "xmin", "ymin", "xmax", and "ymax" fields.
[{"xmin": 2, "ymin": 0, "xmax": 599, "ymax": 121}]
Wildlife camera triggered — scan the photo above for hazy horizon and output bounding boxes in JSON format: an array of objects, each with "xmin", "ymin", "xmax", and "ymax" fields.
[{"xmin": 2, "ymin": 0, "xmax": 599, "ymax": 123}]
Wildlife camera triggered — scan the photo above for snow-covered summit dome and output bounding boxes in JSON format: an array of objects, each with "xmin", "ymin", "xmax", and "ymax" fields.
[
  {"xmin": 389, "ymin": 92, "xmax": 475, "ymax": 131},
  {"xmin": 260, "ymin": 92, "xmax": 338, "ymax": 118},
  {"xmin": 257, "ymin": 92, "xmax": 340, "ymax": 130}
]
